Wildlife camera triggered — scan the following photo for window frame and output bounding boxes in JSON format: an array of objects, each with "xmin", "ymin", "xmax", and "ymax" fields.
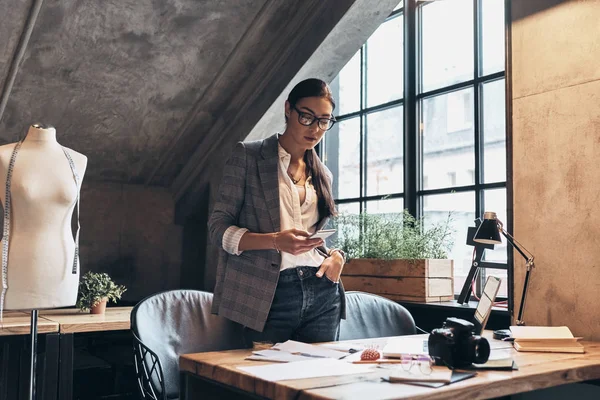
[{"xmin": 322, "ymin": 0, "xmax": 512, "ymax": 310}]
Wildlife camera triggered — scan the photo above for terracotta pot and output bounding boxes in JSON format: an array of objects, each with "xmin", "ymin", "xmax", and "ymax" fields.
[{"xmin": 90, "ymin": 297, "xmax": 108, "ymax": 314}]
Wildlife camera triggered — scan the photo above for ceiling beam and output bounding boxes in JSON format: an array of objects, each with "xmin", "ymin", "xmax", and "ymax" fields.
[
  {"xmin": 144, "ymin": 0, "xmax": 273, "ymax": 186},
  {"xmin": 171, "ymin": 0, "xmax": 359, "ymax": 200},
  {"xmin": 0, "ymin": 0, "xmax": 44, "ymax": 123},
  {"xmin": 173, "ymin": 0, "xmax": 399, "ymax": 220}
]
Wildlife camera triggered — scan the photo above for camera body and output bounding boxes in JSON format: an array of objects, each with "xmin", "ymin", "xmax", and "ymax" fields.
[{"xmin": 428, "ymin": 317, "xmax": 490, "ymax": 368}]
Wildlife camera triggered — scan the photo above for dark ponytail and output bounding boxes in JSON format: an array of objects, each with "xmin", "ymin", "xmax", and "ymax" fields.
[{"xmin": 287, "ymin": 79, "xmax": 337, "ymax": 219}]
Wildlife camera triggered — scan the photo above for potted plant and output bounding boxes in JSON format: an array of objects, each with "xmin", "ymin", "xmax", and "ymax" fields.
[
  {"xmin": 333, "ymin": 209, "xmax": 455, "ymax": 303},
  {"xmin": 76, "ymin": 271, "xmax": 127, "ymax": 314}
]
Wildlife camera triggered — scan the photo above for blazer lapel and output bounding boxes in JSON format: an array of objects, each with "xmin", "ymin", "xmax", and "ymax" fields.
[{"xmin": 258, "ymin": 134, "xmax": 281, "ymax": 232}]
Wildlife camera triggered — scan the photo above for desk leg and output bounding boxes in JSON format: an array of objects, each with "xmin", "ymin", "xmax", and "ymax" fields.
[
  {"xmin": 58, "ymin": 334, "xmax": 73, "ymax": 400},
  {"xmin": 18, "ymin": 340, "xmax": 29, "ymax": 400},
  {"xmin": 1, "ymin": 337, "xmax": 21, "ymax": 400},
  {"xmin": 179, "ymin": 372, "xmax": 187, "ymax": 400},
  {"xmin": 41, "ymin": 333, "xmax": 59, "ymax": 400}
]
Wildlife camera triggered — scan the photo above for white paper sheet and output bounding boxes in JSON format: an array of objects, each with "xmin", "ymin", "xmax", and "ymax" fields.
[
  {"xmin": 320, "ymin": 342, "xmax": 365, "ymax": 353},
  {"xmin": 272, "ymin": 340, "xmax": 348, "ymax": 359},
  {"xmin": 382, "ymin": 337, "xmax": 429, "ymax": 357},
  {"xmin": 238, "ymin": 358, "xmax": 374, "ymax": 381},
  {"xmin": 246, "ymin": 350, "xmax": 316, "ymax": 363}
]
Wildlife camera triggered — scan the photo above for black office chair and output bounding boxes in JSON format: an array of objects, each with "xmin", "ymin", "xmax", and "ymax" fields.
[
  {"xmin": 339, "ymin": 291, "xmax": 416, "ymax": 340},
  {"xmin": 131, "ymin": 290, "xmax": 245, "ymax": 400}
]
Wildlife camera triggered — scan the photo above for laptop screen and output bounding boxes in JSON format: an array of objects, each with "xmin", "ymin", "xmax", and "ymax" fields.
[{"xmin": 473, "ymin": 276, "xmax": 501, "ymax": 334}]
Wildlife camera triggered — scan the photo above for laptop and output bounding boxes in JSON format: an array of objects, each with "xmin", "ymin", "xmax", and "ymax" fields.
[
  {"xmin": 382, "ymin": 276, "xmax": 502, "ymax": 358},
  {"xmin": 473, "ymin": 276, "xmax": 502, "ymax": 335}
]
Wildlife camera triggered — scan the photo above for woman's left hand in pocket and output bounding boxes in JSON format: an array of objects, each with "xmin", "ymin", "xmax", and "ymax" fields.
[{"xmin": 316, "ymin": 252, "xmax": 345, "ymax": 283}]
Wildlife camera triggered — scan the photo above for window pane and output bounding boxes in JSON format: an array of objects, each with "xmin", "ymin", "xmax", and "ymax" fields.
[
  {"xmin": 366, "ymin": 15, "xmax": 403, "ymax": 107},
  {"xmin": 393, "ymin": 1, "xmax": 403, "ymax": 12},
  {"xmin": 422, "ymin": 191, "xmax": 475, "ymax": 295},
  {"xmin": 421, "ymin": 88, "xmax": 474, "ymax": 190},
  {"xmin": 338, "ymin": 202, "xmax": 360, "ymax": 215},
  {"xmin": 366, "ymin": 106, "xmax": 403, "ymax": 196},
  {"xmin": 366, "ymin": 198, "xmax": 403, "ymax": 215},
  {"xmin": 482, "ymin": 79, "xmax": 506, "ymax": 183},
  {"xmin": 324, "ymin": 118, "xmax": 360, "ymax": 200},
  {"xmin": 481, "ymin": 0, "xmax": 505, "ymax": 76},
  {"xmin": 421, "ymin": 0, "xmax": 473, "ymax": 92},
  {"xmin": 333, "ymin": 202, "xmax": 361, "ymax": 248},
  {"xmin": 332, "ymin": 52, "xmax": 361, "ymax": 115},
  {"xmin": 483, "ymin": 188, "xmax": 508, "ymax": 298}
]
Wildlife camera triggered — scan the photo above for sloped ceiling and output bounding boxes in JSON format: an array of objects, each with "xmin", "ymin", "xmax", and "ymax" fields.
[
  {"xmin": 0, "ymin": 0, "xmax": 269, "ymax": 183},
  {"xmin": 0, "ymin": 0, "xmax": 397, "ymax": 200}
]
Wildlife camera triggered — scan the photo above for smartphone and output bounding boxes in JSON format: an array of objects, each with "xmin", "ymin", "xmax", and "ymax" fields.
[{"xmin": 309, "ymin": 229, "xmax": 336, "ymax": 240}]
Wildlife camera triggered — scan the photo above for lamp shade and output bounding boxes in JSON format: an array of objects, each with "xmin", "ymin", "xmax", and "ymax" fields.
[{"xmin": 473, "ymin": 212, "xmax": 502, "ymax": 245}]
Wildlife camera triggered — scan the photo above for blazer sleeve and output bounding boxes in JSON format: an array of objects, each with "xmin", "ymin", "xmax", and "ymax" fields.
[{"xmin": 208, "ymin": 141, "xmax": 247, "ymax": 248}]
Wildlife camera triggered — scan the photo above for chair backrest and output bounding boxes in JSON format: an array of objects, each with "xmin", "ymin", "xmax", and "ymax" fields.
[
  {"xmin": 131, "ymin": 290, "xmax": 245, "ymax": 399},
  {"xmin": 338, "ymin": 291, "xmax": 416, "ymax": 340}
]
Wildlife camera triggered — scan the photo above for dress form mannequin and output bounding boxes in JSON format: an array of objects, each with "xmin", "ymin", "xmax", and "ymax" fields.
[{"xmin": 0, "ymin": 124, "xmax": 87, "ymax": 311}]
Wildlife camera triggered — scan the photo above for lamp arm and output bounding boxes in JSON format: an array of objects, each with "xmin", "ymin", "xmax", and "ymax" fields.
[
  {"xmin": 499, "ymin": 226, "xmax": 535, "ymax": 325},
  {"xmin": 517, "ymin": 265, "xmax": 533, "ymax": 325},
  {"xmin": 499, "ymin": 229, "xmax": 534, "ymax": 266}
]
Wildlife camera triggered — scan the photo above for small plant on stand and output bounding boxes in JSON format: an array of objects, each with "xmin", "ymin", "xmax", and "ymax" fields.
[{"xmin": 76, "ymin": 271, "xmax": 127, "ymax": 314}]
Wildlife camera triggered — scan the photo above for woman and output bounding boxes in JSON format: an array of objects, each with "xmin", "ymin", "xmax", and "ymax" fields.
[{"xmin": 208, "ymin": 78, "xmax": 347, "ymax": 345}]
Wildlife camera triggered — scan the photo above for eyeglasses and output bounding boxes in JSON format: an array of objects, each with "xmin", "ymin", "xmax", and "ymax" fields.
[
  {"xmin": 400, "ymin": 355, "xmax": 434, "ymax": 375},
  {"xmin": 292, "ymin": 105, "xmax": 336, "ymax": 131}
]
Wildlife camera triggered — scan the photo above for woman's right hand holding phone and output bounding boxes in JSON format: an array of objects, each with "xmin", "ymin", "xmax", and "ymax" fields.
[{"xmin": 273, "ymin": 229, "xmax": 323, "ymax": 255}]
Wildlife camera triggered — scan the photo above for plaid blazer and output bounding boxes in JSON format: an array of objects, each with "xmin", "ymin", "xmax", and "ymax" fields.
[{"xmin": 208, "ymin": 133, "xmax": 346, "ymax": 332}]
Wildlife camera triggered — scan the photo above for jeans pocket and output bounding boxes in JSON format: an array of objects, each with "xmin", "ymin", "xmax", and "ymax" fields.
[{"xmin": 323, "ymin": 274, "xmax": 339, "ymax": 286}]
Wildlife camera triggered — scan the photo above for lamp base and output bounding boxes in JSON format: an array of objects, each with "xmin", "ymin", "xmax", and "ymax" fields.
[{"xmin": 493, "ymin": 329, "xmax": 512, "ymax": 340}]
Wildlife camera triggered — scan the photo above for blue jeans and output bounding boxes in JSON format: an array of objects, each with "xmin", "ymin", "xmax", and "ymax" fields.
[{"xmin": 243, "ymin": 266, "xmax": 342, "ymax": 346}]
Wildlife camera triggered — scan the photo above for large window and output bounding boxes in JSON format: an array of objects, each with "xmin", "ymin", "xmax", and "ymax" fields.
[{"xmin": 325, "ymin": 0, "xmax": 508, "ymax": 298}]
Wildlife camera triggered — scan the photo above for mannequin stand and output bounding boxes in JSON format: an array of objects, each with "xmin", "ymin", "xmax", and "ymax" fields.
[{"xmin": 28, "ymin": 310, "xmax": 38, "ymax": 400}]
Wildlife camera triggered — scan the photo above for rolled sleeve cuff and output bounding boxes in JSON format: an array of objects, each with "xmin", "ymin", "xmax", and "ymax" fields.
[{"xmin": 222, "ymin": 226, "xmax": 249, "ymax": 255}]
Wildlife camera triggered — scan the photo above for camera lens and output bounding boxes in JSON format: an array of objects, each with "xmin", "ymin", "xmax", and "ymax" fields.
[{"xmin": 469, "ymin": 335, "xmax": 490, "ymax": 364}]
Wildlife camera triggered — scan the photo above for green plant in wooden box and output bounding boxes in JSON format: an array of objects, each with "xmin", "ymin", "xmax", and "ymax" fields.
[
  {"xmin": 333, "ymin": 209, "xmax": 456, "ymax": 302},
  {"xmin": 76, "ymin": 271, "xmax": 127, "ymax": 314}
]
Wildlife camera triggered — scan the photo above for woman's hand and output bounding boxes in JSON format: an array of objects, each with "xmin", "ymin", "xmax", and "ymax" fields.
[
  {"xmin": 274, "ymin": 229, "xmax": 323, "ymax": 255},
  {"xmin": 316, "ymin": 251, "xmax": 345, "ymax": 283}
]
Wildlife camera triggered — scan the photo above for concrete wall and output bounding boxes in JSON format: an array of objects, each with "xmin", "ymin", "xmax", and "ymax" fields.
[
  {"xmin": 80, "ymin": 182, "xmax": 182, "ymax": 302},
  {"xmin": 512, "ymin": 0, "xmax": 600, "ymax": 339}
]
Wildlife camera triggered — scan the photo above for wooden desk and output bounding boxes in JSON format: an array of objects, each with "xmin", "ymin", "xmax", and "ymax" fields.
[
  {"xmin": 39, "ymin": 306, "xmax": 131, "ymax": 333},
  {"xmin": 0, "ymin": 311, "xmax": 58, "ymax": 336},
  {"xmin": 38, "ymin": 306, "xmax": 133, "ymax": 400},
  {"xmin": 179, "ymin": 335, "xmax": 600, "ymax": 400}
]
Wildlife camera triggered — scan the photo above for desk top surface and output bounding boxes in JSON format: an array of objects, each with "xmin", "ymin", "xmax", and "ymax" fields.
[
  {"xmin": 180, "ymin": 333, "xmax": 600, "ymax": 400},
  {"xmin": 38, "ymin": 306, "xmax": 132, "ymax": 333},
  {"xmin": 0, "ymin": 311, "xmax": 59, "ymax": 336}
]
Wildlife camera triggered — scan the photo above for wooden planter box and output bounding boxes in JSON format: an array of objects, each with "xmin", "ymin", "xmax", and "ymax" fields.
[{"xmin": 341, "ymin": 258, "xmax": 454, "ymax": 303}]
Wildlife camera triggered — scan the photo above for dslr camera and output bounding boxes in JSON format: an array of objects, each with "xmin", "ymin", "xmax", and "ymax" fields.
[{"xmin": 428, "ymin": 317, "xmax": 490, "ymax": 368}]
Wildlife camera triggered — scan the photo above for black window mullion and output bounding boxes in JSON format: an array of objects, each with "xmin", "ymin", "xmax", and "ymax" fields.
[
  {"xmin": 473, "ymin": 0, "xmax": 485, "ymax": 297},
  {"xmin": 504, "ymin": 0, "xmax": 515, "ymax": 323},
  {"xmin": 359, "ymin": 46, "xmax": 366, "ymax": 213},
  {"xmin": 404, "ymin": 0, "xmax": 417, "ymax": 218}
]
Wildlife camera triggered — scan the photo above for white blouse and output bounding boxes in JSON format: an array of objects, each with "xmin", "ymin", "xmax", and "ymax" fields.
[{"xmin": 222, "ymin": 142, "xmax": 324, "ymax": 270}]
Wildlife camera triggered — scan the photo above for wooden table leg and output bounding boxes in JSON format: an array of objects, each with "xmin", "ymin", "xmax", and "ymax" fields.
[
  {"xmin": 58, "ymin": 333, "xmax": 73, "ymax": 400},
  {"xmin": 1, "ymin": 337, "xmax": 21, "ymax": 400},
  {"xmin": 41, "ymin": 333, "xmax": 59, "ymax": 400},
  {"xmin": 179, "ymin": 372, "xmax": 187, "ymax": 400}
]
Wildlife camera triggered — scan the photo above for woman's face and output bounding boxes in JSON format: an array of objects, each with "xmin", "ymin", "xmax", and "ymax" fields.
[{"xmin": 285, "ymin": 96, "xmax": 334, "ymax": 151}]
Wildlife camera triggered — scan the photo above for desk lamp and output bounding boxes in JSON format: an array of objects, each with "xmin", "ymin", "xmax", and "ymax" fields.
[{"xmin": 473, "ymin": 212, "xmax": 535, "ymax": 338}]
